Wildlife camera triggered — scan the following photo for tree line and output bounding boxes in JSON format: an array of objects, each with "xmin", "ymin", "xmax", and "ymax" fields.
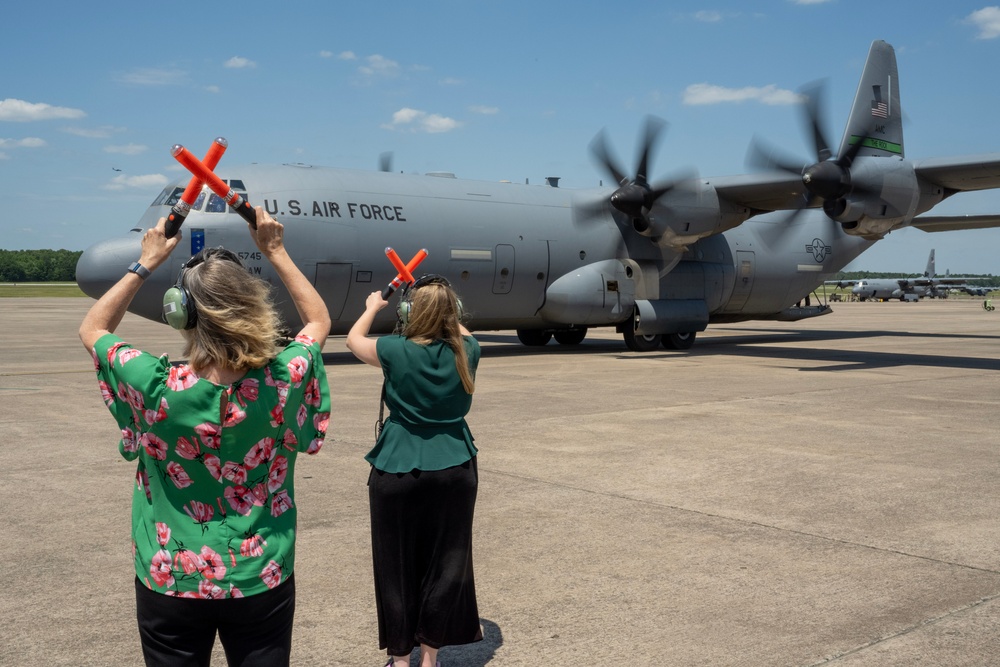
[{"xmin": 0, "ymin": 250, "xmax": 83, "ymax": 282}]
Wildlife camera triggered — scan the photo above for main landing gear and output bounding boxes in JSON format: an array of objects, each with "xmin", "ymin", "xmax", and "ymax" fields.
[
  {"xmin": 621, "ymin": 329, "xmax": 697, "ymax": 351},
  {"xmin": 516, "ymin": 327, "xmax": 589, "ymax": 347}
]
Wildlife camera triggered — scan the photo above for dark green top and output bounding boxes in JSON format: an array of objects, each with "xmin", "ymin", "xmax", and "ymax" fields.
[{"xmin": 365, "ymin": 334, "xmax": 480, "ymax": 473}]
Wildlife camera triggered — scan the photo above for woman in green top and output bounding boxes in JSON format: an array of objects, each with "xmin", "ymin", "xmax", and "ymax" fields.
[
  {"xmin": 79, "ymin": 210, "xmax": 331, "ymax": 666},
  {"xmin": 347, "ymin": 275, "xmax": 482, "ymax": 667}
]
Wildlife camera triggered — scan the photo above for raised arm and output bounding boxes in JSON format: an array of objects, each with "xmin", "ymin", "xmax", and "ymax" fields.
[
  {"xmin": 79, "ymin": 217, "xmax": 180, "ymax": 351},
  {"xmin": 346, "ymin": 291, "xmax": 389, "ymax": 367},
  {"xmin": 250, "ymin": 207, "xmax": 331, "ymax": 348}
]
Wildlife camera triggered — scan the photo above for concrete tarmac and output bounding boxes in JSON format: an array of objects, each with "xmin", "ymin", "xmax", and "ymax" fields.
[{"xmin": 2, "ymin": 297, "xmax": 999, "ymax": 666}]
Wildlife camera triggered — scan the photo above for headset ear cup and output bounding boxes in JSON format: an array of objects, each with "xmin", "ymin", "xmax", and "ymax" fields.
[
  {"xmin": 162, "ymin": 287, "xmax": 189, "ymax": 329},
  {"xmin": 398, "ymin": 299, "xmax": 411, "ymax": 328},
  {"xmin": 456, "ymin": 297, "xmax": 464, "ymax": 320}
]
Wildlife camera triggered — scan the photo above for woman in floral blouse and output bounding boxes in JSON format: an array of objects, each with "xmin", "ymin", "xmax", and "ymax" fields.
[{"xmin": 80, "ymin": 209, "xmax": 331, "ymax": 666}]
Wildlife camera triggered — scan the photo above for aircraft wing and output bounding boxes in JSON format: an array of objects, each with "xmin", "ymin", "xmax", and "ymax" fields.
[
  {"xmin": 710, "ymin": 172, "xmax": 810, "ymax": 213},
  {"xmin": 909, "ymin": 214, "xmax": 1000, "ymax": 233},
  {"xmin": 914, "ymin": 154, "xmax": 1000, "ymax": 193}
]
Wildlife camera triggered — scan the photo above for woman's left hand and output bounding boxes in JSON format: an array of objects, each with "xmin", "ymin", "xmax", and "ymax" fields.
[{"xmin": 366, "ymin": 291, "xmax": 389, "ymax": 312}]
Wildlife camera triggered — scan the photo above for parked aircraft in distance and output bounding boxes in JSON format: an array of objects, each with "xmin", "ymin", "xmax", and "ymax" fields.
[
  {"xmin": 76, "ymin": 40, "xmax": 1000, "ymax": 352},
  {"xmin": 826, "ymin": 249, "xmax": 972, "ymax": 301}
]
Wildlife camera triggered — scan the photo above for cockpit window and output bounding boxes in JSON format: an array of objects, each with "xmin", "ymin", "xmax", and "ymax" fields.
[
  {"xmin": 152, "ymin": 186, "xmax": 185, "ymax": 208},
  {"xmin": 150, "ymin": 180, "xmax": 248, "ymax": 214}
]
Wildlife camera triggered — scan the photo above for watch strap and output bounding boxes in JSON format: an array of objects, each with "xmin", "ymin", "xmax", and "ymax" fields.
[{"xmin": 127, "ymin": 261, "xmax": 151, "ymax": 280}]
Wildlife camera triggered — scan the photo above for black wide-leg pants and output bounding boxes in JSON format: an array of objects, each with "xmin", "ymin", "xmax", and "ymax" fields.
[{"xmin": 368, "ymin": 458, "xmax": 483, "ymax": 656}]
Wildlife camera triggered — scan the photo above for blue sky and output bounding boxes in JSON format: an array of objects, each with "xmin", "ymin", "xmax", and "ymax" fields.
[{"xmin": 3, "ymin": 0, "xmax": 1000, "ymax": 273}]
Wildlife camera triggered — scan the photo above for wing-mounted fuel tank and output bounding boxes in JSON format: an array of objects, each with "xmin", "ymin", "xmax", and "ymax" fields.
[{"xmin": 539, "ymin": 259, "xmax": 636, "ymax": 325}]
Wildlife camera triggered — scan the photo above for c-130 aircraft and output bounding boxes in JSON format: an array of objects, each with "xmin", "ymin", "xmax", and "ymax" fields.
[{"xmin": 76, "ymin": 40, "xmax": 1000, "ymax": 352}]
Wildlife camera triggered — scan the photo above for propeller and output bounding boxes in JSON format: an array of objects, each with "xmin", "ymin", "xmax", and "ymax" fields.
[
  {"xmin": 587, "ymin": 116, "xmax": 688, "ymax": 235},
  {"xmin": 378, "ymin": 151, "xmax": 393, "ymax": 173},
  {"xmin": 747, "ymin": 81, "xmax": 875, "ymax": 224}
]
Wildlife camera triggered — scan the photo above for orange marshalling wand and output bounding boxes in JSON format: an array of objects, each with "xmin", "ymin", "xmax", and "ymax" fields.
[
  {"xmin": 171, "ymin": 144, "xmax": 257, "ymax": 228},
  {"xmin": 165, "ymin": 137, "xmax": 228, "ymax": 238},
  {"xmin": 381, "ymin": 248, "xmax": 428, "ymax": 299}
]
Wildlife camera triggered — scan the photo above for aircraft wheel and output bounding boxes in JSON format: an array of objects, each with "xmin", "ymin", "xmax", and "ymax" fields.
[
  {"xmin": 516, "ymin": 328, "xmax": 552, "ymax": 346},
  {"xmin": 554, "ymin": 328, "xmax": 587, "ymax": 345},
  {"xmin": 622, "ymin": 328, "xmax": 661, "ymax": 352},
  {"xmin": 662, "ymin": 331, "xmax": 697, "ymax": 350}
]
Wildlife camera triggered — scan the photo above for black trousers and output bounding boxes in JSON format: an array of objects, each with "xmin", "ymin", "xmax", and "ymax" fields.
[
  {"xmin": 369, "ymin": 458, "xmax": 483, "ymax": 656},
  {"xmin": 134, "ymin": 574, "xmax": 295, "ymax": 667}
]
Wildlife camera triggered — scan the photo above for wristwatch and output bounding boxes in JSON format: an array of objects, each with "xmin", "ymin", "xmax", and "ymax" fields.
[{"xmin": 127, "ymin": 261, "xmax": 152, "ymax": 280}]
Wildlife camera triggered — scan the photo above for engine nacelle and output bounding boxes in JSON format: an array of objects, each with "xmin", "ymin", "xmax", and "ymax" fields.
[{"xmin": 645, "ymin": 184, "xmax": 752, "ymax": 250}]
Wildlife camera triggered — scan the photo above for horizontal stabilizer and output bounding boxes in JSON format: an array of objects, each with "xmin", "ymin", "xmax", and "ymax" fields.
[{"xmin": 910, "ymin": 214, "xmax": 1000, "ymax": 233}]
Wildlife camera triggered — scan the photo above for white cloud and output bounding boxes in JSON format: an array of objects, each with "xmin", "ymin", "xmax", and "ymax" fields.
[
  {"xmin": 683, "ymin": 83, "xmax": 803, "ymax": 106},
  {"xmin": 469, "ymin": 105, "xmax": 499, "ymax": 115},
  {"xmin": 338, "ymin": 51, "xmax": 357, "ymax": 60},
  {"xmin": 103, "ymin": 173, "xmax": 169, "ymax": 191},
  {"xmin": 204, "ymin": 85, "xmax": 221, "ymax": 94},
  {"xmin": 967, "ymin": 7, "xmax": 1000, "ymax": 39},
  {"xmin": 694, "ymin": 10, "xmax": 723, "ymax": 22},
  {"xmin": 118, "ymin": 68, "xmax": 186, "ymax": 86},
  {"xmin": 360, "ymin": 54, "xmax": 400, "ymax": 77},
  {"xmin": 0, "ymin": 137, "xmax": 46, "ymax": 148},
  {"xmin": 0, "ymin": 98, "xmax": 85, "ymax": 122},
  {"xmin": 224, "ymin": 56, "xmax": 256, "ymax": 69},
  {"xmin": 63, "ymin": 125, "xmax": 123, "ymax": 138},
  {"xmin": 382, "ymin": 108, "xmax": 461, "ymax": 133},
  {"xmin": 440, "ymin": 77, "xmax": 464, "ymax": 86},
  {"xmin": 104, "ymin": 143, "xmax": 148, "ymax": 156},
  {"xmin": 789, "ymin": 0, "xmax": 833, "ymax": 4}
]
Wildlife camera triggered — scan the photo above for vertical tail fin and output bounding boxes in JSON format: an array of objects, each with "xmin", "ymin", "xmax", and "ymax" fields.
[
  {"xmin": 838, "ymin": 40, "xmax": 903, "ymax": 159},
  {"xmin": 924, "ymin": 249, "xmax": 935, "ymax": 278}
]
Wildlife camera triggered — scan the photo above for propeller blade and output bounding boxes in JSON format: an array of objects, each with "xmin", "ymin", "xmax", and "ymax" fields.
[
  {"xmin": 589, "ymin": 130, "xmax": 629, "ymax": 187},
  {"xmin": 636, "ymin": 116, "xmax": 667, "ymax": 186},
  {"xmin": 746, "ymin": 136, "xmax": 805, "ymax": 175},
  {"xmin": 801, "ymin": 81, "xmax": 833, "ymax": 162},
  {"xmin": 378, "ymin": 151, "xmax": 393, "ymax": 172}
]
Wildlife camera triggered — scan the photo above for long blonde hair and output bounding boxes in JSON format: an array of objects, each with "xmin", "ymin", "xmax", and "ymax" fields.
[
  {"xmin": 182, "ymin": 257, "xmax": 281, "ymax": 372},
  {"xmin": 403, "ymin": 282, "xmax": 474, "ymax": 394}
]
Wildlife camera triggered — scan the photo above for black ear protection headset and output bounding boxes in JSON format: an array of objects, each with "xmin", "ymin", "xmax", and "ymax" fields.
[
  {"xmin": 162, "ymin": 247, "xmax": 245, "ymax": 330},
  {"xmin": 397, "ymin": 274, "xmax": 464, "ymax": 329}
]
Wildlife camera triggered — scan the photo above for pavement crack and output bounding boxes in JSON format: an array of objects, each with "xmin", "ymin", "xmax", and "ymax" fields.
[{"xmin": 804, "ymin": 591, "xmax": 1000, "ymax": 665}]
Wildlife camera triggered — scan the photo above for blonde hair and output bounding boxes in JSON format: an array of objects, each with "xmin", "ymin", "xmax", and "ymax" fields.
[
  {"xmin": 403, "ymin": 282, "xmax": 475, "ymax": 394},
  {"xmin": 181, "ymin": 257, "xmax": 281, "ymax": 372}
]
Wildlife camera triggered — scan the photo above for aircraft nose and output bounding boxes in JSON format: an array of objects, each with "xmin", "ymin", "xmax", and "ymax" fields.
[{"xmin": 76, "ymin": 234, "xmax": 143, "ymax": 300}]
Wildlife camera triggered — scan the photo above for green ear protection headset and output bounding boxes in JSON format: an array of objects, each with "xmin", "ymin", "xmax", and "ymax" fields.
[
  {"xmin": 397, "ymin": 274, "xmax": 464, "ymax": 329},
  {"xmin": 162, "ymin": 247, "xmax": 245, "ymax": 330}
]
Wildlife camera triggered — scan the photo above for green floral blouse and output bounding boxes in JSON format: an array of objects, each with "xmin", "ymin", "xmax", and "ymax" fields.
[{"xmin": 91, "ymin": 333, "xmax": 330, "ymax": 599}]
